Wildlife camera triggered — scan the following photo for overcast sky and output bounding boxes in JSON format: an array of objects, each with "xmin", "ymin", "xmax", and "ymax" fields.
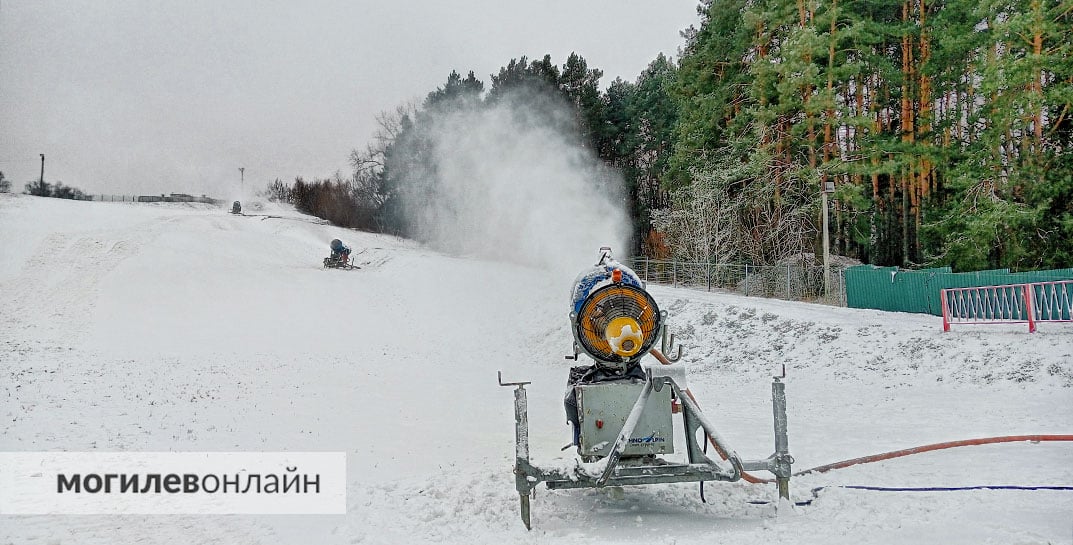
[{"xmin": 1, "ymin": 1, "xmax": 700, "ymax": 197}]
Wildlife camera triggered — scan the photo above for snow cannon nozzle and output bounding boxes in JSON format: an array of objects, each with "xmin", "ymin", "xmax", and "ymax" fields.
[{"xmin": 569, "ymin": 247, "xmax": 661, "ymax": 372}]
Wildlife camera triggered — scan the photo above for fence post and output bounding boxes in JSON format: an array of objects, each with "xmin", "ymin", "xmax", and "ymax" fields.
[
  {"xmin": 785, "ymin": 263, "xmax": 791, "ymax": 299},
  {"xmin": 940, "ymin": 288, "xmax": 950, "ymax": 332},
  {"xmin": 840, "ymin": 268, "xmax": 847, "ymax": 307},
  {"xmin": 644, "ymin": 258, "xmax": 649, "ymax": 283},
  {"xmin": 672, "ymin": 260, "xmax": 677, "ymax": 288},
  {"xmin": 1024, "ymin": 284, "xmax": 1036, "ymax": 333},
  {"xmin": 744, "ymin": 264, "xmax": 749, "ymax": 296},
  {"xmin": 707, "ymin": 261, "xmax": 711, "ymax": 292}
]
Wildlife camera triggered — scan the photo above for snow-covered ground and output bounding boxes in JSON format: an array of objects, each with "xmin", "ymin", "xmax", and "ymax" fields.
[{"xmin": 1, "ymin": 193, "xmax": 1070, "ymax": 544}]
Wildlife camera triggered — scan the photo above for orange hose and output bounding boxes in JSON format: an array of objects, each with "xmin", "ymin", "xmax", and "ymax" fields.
[
  {"xmin": 789, "ymin": 435, "xmax": 1073, "ymax": 479},
  {"xmin": 648, "ymin": 349, "xmax": 1073, "ymax": 485}
]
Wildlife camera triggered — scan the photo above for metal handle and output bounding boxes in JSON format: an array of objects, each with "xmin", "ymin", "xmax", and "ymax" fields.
[{"xmin": 498, "ymin": 370, "xmax": 531, "ymax": 388}]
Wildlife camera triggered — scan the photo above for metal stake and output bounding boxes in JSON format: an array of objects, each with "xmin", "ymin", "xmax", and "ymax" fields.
[
  {"xmin": 771, "ymin": 368, "xmax": 792, "ymax": 501},
  {"xmin": 499, "ymin": 371, "xmax": 533, "ymax": 530}
]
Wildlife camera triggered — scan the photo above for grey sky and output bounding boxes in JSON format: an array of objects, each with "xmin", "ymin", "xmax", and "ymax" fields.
[{"xmin": 1, "ymin": 1, "xmax": 699, "ymax": 198}]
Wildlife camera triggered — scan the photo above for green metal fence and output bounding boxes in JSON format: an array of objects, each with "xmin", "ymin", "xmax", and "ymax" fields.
[{"xmin": 845, "ymin": 265, "xmax": 1073, "ymax": 315}]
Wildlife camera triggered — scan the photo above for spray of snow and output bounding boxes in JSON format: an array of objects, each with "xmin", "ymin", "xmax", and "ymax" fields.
[{"xmin": 395, "ymin": 90, "xmax": 631, "ymax": 279}]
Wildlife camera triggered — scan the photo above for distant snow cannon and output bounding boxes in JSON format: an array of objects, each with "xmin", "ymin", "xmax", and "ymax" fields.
[
  {"xmin": 498, "ymin": 247, "xmax": 795, "ymax": 530},
  {"xmin": 323, "ymin": 238, "xmax": 357, "ymax": 270}
]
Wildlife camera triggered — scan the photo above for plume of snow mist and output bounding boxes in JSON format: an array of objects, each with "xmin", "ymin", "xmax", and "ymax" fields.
[{"xmin": 395, "ymin": 90, "xmax": 631, "ymax": 277}]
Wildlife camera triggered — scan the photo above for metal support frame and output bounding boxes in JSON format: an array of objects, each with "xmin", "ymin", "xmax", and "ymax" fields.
[{"xmin": 498, "ymin": 368, "xmax": 793, "ymax": 529}]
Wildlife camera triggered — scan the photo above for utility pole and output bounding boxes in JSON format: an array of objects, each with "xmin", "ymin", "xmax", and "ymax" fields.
[
  {"xmin": 238, "ymin": 167, "xmax": 245, "ymax": 194},
  {"xmin": 822, "ymin": 180, "xmax": 835, "ymax": 299},
  {"xmin": 39, "ymin": 154, "xmax": 45, "ymax": 186}
]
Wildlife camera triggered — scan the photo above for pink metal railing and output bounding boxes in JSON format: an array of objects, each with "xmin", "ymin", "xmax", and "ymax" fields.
[{"xmin": 941, "ymin": 280, "xmax": 1073, "ymax": 332}]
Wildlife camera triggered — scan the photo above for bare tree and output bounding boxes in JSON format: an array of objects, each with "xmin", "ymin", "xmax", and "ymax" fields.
[
  {"xmin": 654, "ymin": 146, "xmax": 814, "ymax": 266},
  {"xmin": 264, "ymin": 178, "xmax": 290, "ymax": 202},
  {"xmin": 652, "ymin": 166, "xmax": 739, "ymax": 265},
  {"xmin": 349, "ymin": 100, "xmax": 419, "ymax": 175}
]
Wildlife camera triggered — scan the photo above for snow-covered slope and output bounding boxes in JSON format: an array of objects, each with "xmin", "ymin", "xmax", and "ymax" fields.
[{"xmin": 1, "ymin": 193, "xmax": 1070, "ymax": 544}]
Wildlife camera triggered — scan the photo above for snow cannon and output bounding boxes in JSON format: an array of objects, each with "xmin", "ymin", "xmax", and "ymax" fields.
[
  {"xmin": 498, "ymin": 247, "xmax": 795, "ymax": 530},
  {"xmin": 323, "ymin": 239, "xmax": 356, "ymax": 270},
  {"xmin": 568, "ymin": 248, "xmax": 662, "ymax": 370}
]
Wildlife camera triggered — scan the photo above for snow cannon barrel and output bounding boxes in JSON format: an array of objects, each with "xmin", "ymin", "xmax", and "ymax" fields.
[{"xmin": 569, "ymin": 248, "xmax": 663, "ymax": 371}]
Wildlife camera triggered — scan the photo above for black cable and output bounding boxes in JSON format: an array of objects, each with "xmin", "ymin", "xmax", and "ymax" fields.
[{"xmin": 842, "ymin": 484, "xmax": 1073, "ymax": 492}]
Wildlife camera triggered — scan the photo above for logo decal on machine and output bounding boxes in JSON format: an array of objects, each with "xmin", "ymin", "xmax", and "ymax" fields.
[{"xmin": 628, "ymin": 433, "xmax": 666, "ymax": 444}]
